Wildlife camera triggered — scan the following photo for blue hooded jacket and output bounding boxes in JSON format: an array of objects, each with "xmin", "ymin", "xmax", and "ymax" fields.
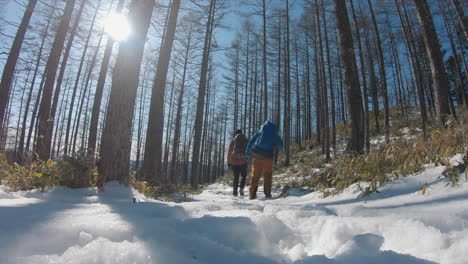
[{"xmin": 245, "ymin": 121, "xmax": 284, "ymax": 159}]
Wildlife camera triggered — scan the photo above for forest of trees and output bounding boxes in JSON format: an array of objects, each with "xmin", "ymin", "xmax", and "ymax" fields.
[{"xmin": 0, "ymin": 0, "xmax": 466, "ymax": 188}]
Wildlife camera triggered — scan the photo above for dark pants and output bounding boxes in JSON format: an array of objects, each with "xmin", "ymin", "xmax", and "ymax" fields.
[{"xmin": 232, "ymin": 164, "xmax": 247, "ymax": 195}]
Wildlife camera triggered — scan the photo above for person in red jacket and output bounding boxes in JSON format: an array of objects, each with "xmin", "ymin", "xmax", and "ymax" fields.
[{"xmin": 227, "ymin": 129, "xmax": 249, "ymax": 196}]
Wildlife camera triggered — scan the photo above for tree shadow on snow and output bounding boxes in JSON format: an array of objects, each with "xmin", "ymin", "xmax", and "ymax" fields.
[
  {"xmin": 99, "ymin": 182, "xmax": 285, "ymax": 264},
  {"xmin": 0, "ymin": 198, "xmax": 80, "ymax": 262}
]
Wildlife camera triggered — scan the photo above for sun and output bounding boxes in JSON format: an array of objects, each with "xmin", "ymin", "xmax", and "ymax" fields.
[{"xmin": 103, "ymin": 12, "xmax": 131, "ymax": 41}]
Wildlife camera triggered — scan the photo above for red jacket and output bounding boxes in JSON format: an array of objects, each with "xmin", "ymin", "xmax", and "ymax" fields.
[{"xmin": 227, "ymin": 136, "xmax": 248, "ymax": 166}]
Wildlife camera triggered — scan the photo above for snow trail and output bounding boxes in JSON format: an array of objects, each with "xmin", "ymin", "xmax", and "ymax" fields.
[{"xmin": 1, "ymin": 156, "xmax": 467, "ymax": 263}]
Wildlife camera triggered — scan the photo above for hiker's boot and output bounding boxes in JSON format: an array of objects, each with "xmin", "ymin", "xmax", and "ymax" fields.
[
  {"xmin": 239, "ymin": 189, "xmax": 244, "ymax": 196},
  {"xmin": 265, "ymin": 194, "xmax": 272, "ymax": 199},
  {"xmin": 249, "ymin": 186, "xmax": 258, "ymax": 199}
]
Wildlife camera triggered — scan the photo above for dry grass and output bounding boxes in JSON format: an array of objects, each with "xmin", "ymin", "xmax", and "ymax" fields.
[
  {"xmin": 129, "ymin": 179, "xmax": 202, "ymax": 202},
  {"xmin": 272, "ymin": 107, "xmax": 468, "ymax": 197},
  {"xmin": 0, "ymin": 151, "xmax": 97, "ymax": 191}
]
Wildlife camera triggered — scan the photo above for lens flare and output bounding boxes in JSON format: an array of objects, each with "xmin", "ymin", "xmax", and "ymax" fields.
[{"xmin": 103, "ymin": 12, "xmax": 130, "ymax": 41}]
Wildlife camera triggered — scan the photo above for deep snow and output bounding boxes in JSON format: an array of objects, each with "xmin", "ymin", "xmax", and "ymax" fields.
[{"xmin": 0, "ymin": 155, "xmax": 467, "ymax": 264}]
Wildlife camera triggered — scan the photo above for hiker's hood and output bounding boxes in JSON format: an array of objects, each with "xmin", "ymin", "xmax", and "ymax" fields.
[{"xmin": 259, "ymin": 121, "xmax": 278, "ymax": 135}]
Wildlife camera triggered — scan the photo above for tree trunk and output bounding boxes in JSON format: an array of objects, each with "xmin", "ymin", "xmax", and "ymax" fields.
[
  {"xmin": 412, "ymin": 0, "xmax": 452, "ymax": 126},
  {"xmin": 87, "ymin": 0, "xmax": 126, "ymax": 155},
  {"xmin": 262, "ymin": 0, "xmax": 268, "ymax": 121},
  {"xmin": 17, "ymin": 1, "xmax": 56, "ymax": 162},
  {"xmin": 49, "ymin": 0, "xmax": 87, "ymax": 142},
  {"xmin": 135, "ymin": 62, "xmax": 150, "ymax": 178},
  {"xmin": 367, "ymin": 0, "xmax": 390, "ymax": 143},
  {"xmin": 274, "ymin": 11, "xmax": 282, "ymax": 166},
  {"xmin": 99, "ymin": 0, "xmax": 154, "ymax": 183},
  {"xmin": 294, "ymin": 36, "xmax": 301, "ymax": 145},
  {"xmin": 142, "ymin": 0, "xmax": 181, "ymax": 183},
  {"xmin": 349, "ymin": 0, "xmax": 370, "ymax": 152},
  {"xmin": 450, "ymin": 0, "xmax": 468, "ymax": 41},
  {"xmin": 321, "ymin": 0, "xmax": 334, "ymax": 157},
  {"xmin": 284, "ymin": 0, "xmax": 291, "ymax": 166},
  {"xmin": 191, "ymin": 0, "xmax": 216, "ymax": 189},
  {"xmin": 394, "ymin": 0, "xmax": 427, "ymax": 137},
  {"xmin": 315, "ymin": 1, "xmax": 329, "ymax": 161},
  {"xmin": 333, "ymin": 0, "xmax": 364, "ymax": 154},
  {"xmin": 162, "ymin": 71, "xmax": 177, "ymax": 181},
  {"xmin": 0, "ymin": 0, "xmax": 38, "ymax": 140},
  {"xmin": 170, "ymin": 25, "xmax": 192, "ymax": 183},
  {"xmin": 439, "ymin": 0, "xmax": 467, "ymax": 108},
  {"xmin": 35, "ymin": 0, "xmax": 76, "ymax": 160}
]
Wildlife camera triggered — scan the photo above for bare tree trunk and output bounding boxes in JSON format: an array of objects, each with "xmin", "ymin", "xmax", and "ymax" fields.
[
  {"xmin": 315, "ymin": 1, "xmax": 330, "ymax": 161},
  {"xmin": 350, "ymin": 0, "xmax": 370, "ymax": 152},
  {"xmin": 170, "ymin": 25, "xmax": 192, "ymax": 183},
  {"xmin": 72, "ymin": 2, "xmax": 102, "ymax": 154},
  {"xmin": 135, "ymin": 62, "xmax": 149, "ymax": 178},
  {"xmin": 162, "ymin": 71, "xmax": 176, "ymax": 181},
  {"xmin": 412, "ymin": 0, "xmax": 452, "ymax": 126},
  {"xmin": 142, "ymin": 0, "xmax": 181, "ymax": 183},
  {"xmin": 3, "ymin": 73, "xmax": 19, "ymax": 149},
  {"xmin": 367, "ymin": 0, "xmax": 390, "ymax": 143},
  {"xmin": 333, "ymin": 0, "xmax": 364, "ymax": 154},
  {"xmin": 49, "ymin": 0, "xmax": 87, "ymax": 140},
  {"xmin": 262, "ymin": 0, "xmax": 268, "ymax": 121},
  {"xmin": 63, "ymin": 2, "xmax": 100, "ymax": 155},
  {"xmin": 294, "ymin": 36, "xmax": 301, "ymax": 145},
  {"xmin": 244, "ymin": 28, "xmax": 250, "ymax": 135},
  {"xmin": 53, "ymin": 72, "xmax": 72, "ymax": 157},
  {"xmin": 439, "ymin": 0, "xmax": 467, "ymax": 107},
  {"xmin": 87, "ymin": 0, "xmax": 126, "ymax": 155},
  {"xmin": 320, "ymin": 0, "xmax": 335, "ymax": 157},
  {"xmin": 450, "ymin": 0, "xmax": 468, "ymax": 41},
  {"xmin": 444, "ymin": 0, "xmax": 468, "ymax": 106},
  {"xmin": 17, "ymin": 1, "xmax": 57, "ymax": 161},
  {"xmin": 394, "ymin": 0, "xmax": 427, "ymax": 137},
  {"xmin": 99, "ymin": 0, "xmax": 154, "ymax": 183},
  {"xmin": 284, "ymin": 0, "xmax": 291, "ymax": 166},
  {"xmin": 0, "ymin": 0, "xmax": 38, "ymax": 140},
  {"xmin": 14, "ymin": 70, "xmax": 32, "ymax": 155},
  {"xmin": 313, "ymin": 35, "xmax": 321, "ymax": 145},
  {"xmin": 35, "ymin": 0, "xmax": 76, "ymax": 160},
  {"xmin": 274, "ymin": 11, "xmax": 282, "ymax": 166},
  {"xmin": 55, "ymin": 76, "xmax": 72, "ymax": 156},
  {"xmin": 305, "ymin": 35, "xmax": 312, "ymax": 141},
  {"xmin": 26, "ymin": 70, "xmax": 46, "ymax": 157},
  {"xmin": 191, "ymin": 0, "xmax": 216, "ymax": 189}
]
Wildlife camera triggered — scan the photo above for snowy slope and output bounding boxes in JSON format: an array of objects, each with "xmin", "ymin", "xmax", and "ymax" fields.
[{"xmin": 0, "ymin": 155, "xmax": 467, "ymax": 264}]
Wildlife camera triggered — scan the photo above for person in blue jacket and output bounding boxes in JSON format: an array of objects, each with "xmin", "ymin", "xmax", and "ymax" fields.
[{"xmin": 245, "ymin": 121, "xmax": 283, "ymax": 199}]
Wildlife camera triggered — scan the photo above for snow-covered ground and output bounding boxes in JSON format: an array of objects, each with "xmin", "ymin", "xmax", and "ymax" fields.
[{"xmin": 1, "ymin": 155, "xmax": 467, "ymax": 264}]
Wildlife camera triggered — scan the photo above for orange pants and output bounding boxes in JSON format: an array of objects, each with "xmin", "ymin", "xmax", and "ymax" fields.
[{"xmin": 249, "ymin": 158, "xmax": 273, "ymax": 198}]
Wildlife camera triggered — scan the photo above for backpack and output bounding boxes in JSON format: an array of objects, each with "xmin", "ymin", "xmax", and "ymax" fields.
[
  {"xmin": 255, "ymin": 121, "xmax": 278, "ymax": 151},
  {"xmin": 232, "ymin": 134, "xmax": 248, "ymax": 160}
]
